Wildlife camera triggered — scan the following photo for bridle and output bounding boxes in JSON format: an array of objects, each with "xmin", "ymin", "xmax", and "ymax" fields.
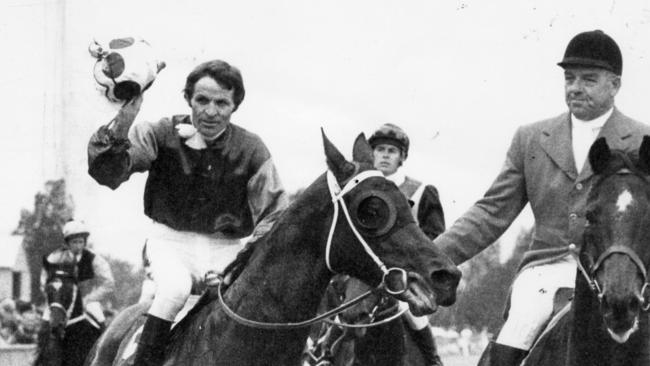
[
  {"xmin": 325, "ymin": 169, "xmax": 408, "ymax": 296},
  {"xmin": 217, "ymin": 169, "xmax": 410, "ymax": 329},
  {"xmin": 46, "ymin": 272, "xmax": 102, "ymax": 330},
  {"xmin": 46, "ymin": 273, "xmax": 78, "ymax": 328},
  {"xmin": 570, "ymin": 244, "xmax": 650, "ymax": 311},
  {"xmin": 324, "ymin": 298, "xmax": 407, "ymax": 329},
  {"xmin": 569, "ymin": 167, "xmax": 650, "ymax": 312},
  {"xmin": 305, "ymin": 282, "xmax": 407, "ymax": 366}
]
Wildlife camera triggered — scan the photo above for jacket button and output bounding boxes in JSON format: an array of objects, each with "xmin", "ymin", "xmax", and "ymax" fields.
[
  {"xmin": 576, "ymin": 183, "xmax": 583, "ymax": 190},
  {"xmin": 569, "ymin": 213, "xmax": 578, "ymax": 220}
]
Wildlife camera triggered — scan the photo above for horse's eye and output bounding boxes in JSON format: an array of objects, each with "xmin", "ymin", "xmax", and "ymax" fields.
[{"xmin": 357, "ymin": 196, "xmax": 391, "ymax": 230}]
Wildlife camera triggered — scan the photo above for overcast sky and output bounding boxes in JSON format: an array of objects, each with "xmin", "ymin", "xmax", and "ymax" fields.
[{"xmin": 2, "ymin": 0, "xmax": 650, "ymax": 264}]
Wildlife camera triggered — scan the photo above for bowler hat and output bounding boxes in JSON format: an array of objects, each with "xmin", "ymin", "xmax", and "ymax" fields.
[{"xmin": 557, "ymin": 30, "xmax": 622, "ymax": 76}]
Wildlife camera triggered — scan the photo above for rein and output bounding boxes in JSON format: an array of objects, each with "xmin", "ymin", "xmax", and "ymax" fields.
[
  {"xmin": 217, "ymin": 280, "xmax": 373, "ymax": 330},
  {"xmin": 324, "ymin": 301, "xmax": 407, "ymax": 329},
  {"xmin": 217, "ymin": 169, "xmax": 409, "ymax": 329}
]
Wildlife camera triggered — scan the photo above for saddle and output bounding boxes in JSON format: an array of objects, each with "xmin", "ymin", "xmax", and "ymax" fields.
[{"xmin": 527, "ymin": 287, "xmax": 574, "ymax": 350}]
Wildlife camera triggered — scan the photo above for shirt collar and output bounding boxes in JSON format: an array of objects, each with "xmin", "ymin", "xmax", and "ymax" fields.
[
  {"xmin": 384, "ymin": 170, "xmax": 406, "ymax": 186},
  {"xmin": 181, "ymin": 116, "xmax": 229, "ymax": 150},
  {"xmin": 571, "ymin": 107, "xmax": 613, "ymax": 131}
]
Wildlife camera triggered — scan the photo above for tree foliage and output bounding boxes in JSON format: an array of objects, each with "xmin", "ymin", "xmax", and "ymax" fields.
[
  {"xmin": 13, "ymin": 179, "xmax": 74, "ymax": 304},
  {"xmin": 103, "ymin": 255, "xmax": 144, "ymax": 311}
]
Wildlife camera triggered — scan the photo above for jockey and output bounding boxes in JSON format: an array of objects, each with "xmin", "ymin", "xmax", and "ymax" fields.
[
  {"xmin": 369, "ymin": 123, "xmax": 446, "ymax": 366},
  {"xmin": 42, "ymin": 220, "xmax": 115, "ymax": 328},
  {"xmin": 434, "ymin": 30, "xmax": 650, "ymax": 365},
  {"xmin": 88, "ymin": 59, "xmax": 288, "ymax": 366}
]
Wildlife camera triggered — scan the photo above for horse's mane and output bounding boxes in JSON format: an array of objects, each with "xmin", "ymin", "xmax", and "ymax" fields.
[
  {"xmin": 220, "ymin": 209, "xmax": 286, "ymax": 285},
  {"xmin": 218, "ymin": 163, "xmax": 365, "ymax": 286}
]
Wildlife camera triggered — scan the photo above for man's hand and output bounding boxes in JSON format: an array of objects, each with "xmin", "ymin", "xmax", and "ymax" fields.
[{"xmin": 110, "ymin": 94, "xmax": 144, "ymax": 139}]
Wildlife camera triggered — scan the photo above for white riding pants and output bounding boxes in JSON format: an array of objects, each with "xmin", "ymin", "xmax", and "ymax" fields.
[
  {"xmin": 145, "ymin": 221, "xmax": 242, "ymax": 321},
  {"xmin": 398, "ymin": 302, "xmax": 431, "ymax": 330},
  {"xmin": 496, "ymin": 255, "xmax": 576, "ymax": 350},
  {"xmin": 84, "ymin": 301, "xmax": 106, "ymax": 324}
]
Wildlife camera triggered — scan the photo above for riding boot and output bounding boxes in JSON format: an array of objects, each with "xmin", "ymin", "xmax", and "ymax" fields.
[
  {"xmin": 132, "ymin": 314, "xmax": 172, "ymax": 366},
  {"xmin": 411, "ymin": 327, "xmax": 444, "ymax": 366},
  {"xmin": 477, "ymin": 341, "xmax": 528, "ymax": 366}
]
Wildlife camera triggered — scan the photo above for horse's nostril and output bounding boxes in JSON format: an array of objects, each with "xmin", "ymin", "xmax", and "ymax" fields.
[
  {"xmin": 629, "ymin": 295, "xmax": 643, "ymax": 313},
  {"xmin": 430, "ymin": 269, "xmax": 460, "ymax": 307},
  {"xmin": 430, "ymin": 269, "xmax": 460, "ymax": 288}
]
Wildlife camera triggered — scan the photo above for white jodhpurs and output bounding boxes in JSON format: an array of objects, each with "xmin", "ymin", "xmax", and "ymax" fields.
[
  {"xmin": 145, "ymin": 221, "xmax": 242, "ymax": 321},
  {"xmin": 84, "ymin": 301, "xmax": 106, "ymax": 324},
  {"xmin": 398, "ymin": 302, "xmax": 430, "ymax": 330},
  {"xmin": 496, "ymin": 255, "xmax": 576, "ymax": 350}
]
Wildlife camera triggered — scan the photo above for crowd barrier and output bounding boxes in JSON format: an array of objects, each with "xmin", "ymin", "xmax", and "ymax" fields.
[{"xmin": 0, "ymin": 344, "xmax": 36, "ymax": 366}]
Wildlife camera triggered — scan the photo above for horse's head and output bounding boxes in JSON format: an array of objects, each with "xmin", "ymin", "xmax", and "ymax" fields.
[
  {"xmin": 43, "ymin": 250, "xmax": 79, "ymax": 330},
  {"xmin": 580, "ymin": 136, "xmax": 650, "ymax": 343},
  {"xmin": 321, "ymin": 131, "xmax": 461, "ymax": 316}
]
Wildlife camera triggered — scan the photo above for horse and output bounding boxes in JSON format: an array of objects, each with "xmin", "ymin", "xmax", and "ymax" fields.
[
  {"xmin": 85, "ymin": 131, "xmax": 461, "ymax": 366},
  {"xmin": 522, "ymin": 136, "xmax": 650, "ymax": 366},
  {"xmin": 34, "ymin": 250, "xmax": 103, "ymax": 366},
  {"xmin": 305, "ymin": 275, "xmax": 427, "ymax": 366}
]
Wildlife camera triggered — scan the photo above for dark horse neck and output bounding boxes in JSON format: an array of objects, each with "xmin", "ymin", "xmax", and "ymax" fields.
[
  {"xmin": 570, "ymin": 275, "xmax": 650, "ymax": 366},
  {"xmin": 167, "ymin": 176, "xmax": 336, "ymax": 366}
]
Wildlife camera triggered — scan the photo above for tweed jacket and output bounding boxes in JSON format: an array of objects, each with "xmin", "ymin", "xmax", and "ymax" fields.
[{"xmin": 435, "ymin": 108, "xmax": 650, "ymax": 269}]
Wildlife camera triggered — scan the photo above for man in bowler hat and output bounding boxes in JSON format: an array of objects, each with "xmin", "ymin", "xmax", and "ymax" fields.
[{"xmin": 433, "ymin": 30, "xmax": 650, "ymax": 365}]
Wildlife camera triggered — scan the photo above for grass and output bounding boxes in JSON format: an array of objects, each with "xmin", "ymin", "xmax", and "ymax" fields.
[{"xmin": 441, "ymin": 354, "xmax": 480, "ymax": 366}]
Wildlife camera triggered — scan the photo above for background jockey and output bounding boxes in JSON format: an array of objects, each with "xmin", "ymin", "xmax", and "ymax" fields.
[
  {"xmin": 369, "ymin": 123, "xmax": 446, "ymax": 366},
  {"xmin": 41, "ymin": 219, "xmax": 115, "ymax": 328},
  {"xmin": 87, "ymin": 59, "xmax": 288, "ymax": 366}
]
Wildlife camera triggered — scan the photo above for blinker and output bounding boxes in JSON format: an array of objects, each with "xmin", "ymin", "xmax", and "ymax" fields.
[{"xmin": 349, "ymin": 190, "xmax": 397, "ymax": 237}]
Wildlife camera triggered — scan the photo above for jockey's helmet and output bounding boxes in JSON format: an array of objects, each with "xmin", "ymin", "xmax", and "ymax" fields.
[
  {"xmin": 62, "ymin": 220, "xmax": 90, "ymax": 242},
  {"xmin": 368, "ymin": 123, "xmax": 410, "ymax": 159}
]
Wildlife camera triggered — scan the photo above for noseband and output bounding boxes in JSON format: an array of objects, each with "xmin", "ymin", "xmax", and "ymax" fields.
[
  {"xmin": 217, "ymin": 169, "xmax": 409, "ymax": 329},
  {"xmin": 570, "ymin": 167, "xmax": 650, "ymax": 311}
]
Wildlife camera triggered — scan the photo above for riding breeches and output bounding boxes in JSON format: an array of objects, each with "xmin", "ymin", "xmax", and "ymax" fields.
[
  {"xmin": 145, "ymin": 221, "xmax": 242, "ymax": 321},
  {"xmin": 398, "ymin": 302, "xmax": 430, "ymax": 330},
  {"xmin": 496, "ymin": 255, "xmax": 576, "ymax": 350}
]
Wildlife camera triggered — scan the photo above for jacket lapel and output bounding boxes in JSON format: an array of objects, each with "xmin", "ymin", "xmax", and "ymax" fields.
[
  {"xmin": 540, "ymin": 113, "xmax": 578, "ymax": 181},
  {"xmin": 576, "ymin": 108, "xmax": 632, "ymax": 183}
]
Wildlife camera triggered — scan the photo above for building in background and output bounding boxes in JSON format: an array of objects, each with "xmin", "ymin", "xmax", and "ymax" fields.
[{"xmin": 0, "ymin": 235, "xmax": 31, "ymax": 301}]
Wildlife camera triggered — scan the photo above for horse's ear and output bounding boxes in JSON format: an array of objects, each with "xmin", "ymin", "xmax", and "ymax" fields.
[
  {"xmin": 588, "ymin": 137, "xmax": 611, "ymax": 175},
  {"xmin": 638, "ymin": 135, "xmax": 650, "ymax": 174},
  {"xmin": 322, "ymin": 128, "xmax": 356, "ymax": 181},
  {"xmin": 352, "ymin": 133, "xmax": 374, "ymax": 165}
]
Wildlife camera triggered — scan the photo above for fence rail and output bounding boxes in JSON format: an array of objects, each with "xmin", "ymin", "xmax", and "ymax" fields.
[{"xmin": 0, "ymin": 344, "xmax": 36, "ymax": 366}]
